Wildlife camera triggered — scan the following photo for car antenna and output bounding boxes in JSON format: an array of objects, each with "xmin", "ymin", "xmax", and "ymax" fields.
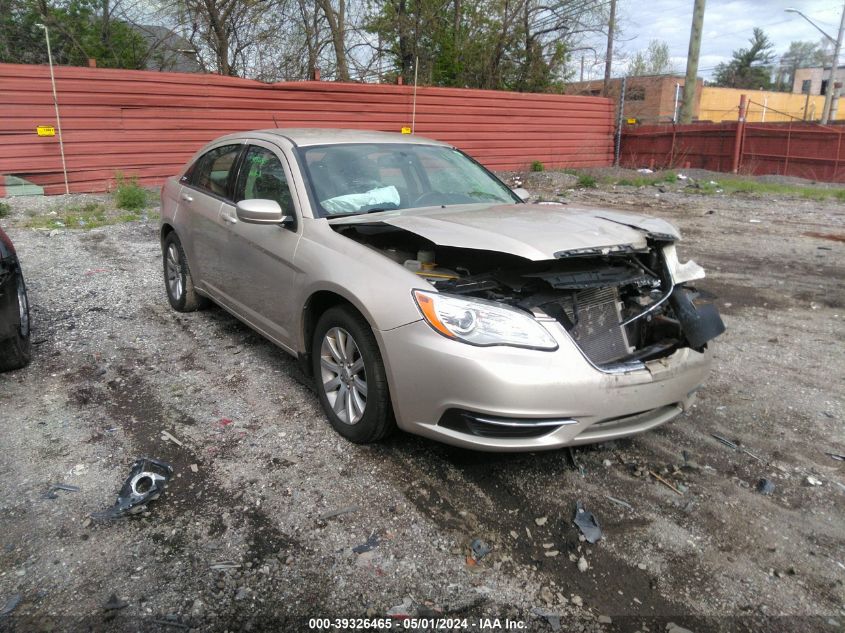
[{"xmin": 411, "ymin": 56, "xmax": 418, "ymax": 135}]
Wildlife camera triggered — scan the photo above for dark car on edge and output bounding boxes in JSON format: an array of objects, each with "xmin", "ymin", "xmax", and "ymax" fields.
[{"xmin": 0, "ymin": 226, "xmax": 31, "ymax": 371}]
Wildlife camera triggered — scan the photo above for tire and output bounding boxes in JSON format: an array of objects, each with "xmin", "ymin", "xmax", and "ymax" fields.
[
  {"xmin": 0, "ymin": 270, "xmax": 32, "ymax": 372},
  {"xmin": 162, "ymin": 232, "xmax": 209, "ymax": 312},
  {"xmin": 312, "ymin": 305, "xmax": 394, "ymax": 443}
]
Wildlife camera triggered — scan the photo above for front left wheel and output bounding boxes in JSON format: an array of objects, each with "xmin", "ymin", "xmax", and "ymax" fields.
[
  {"xmin": 0, "ymin": 270, "xmax": 32, "ymax": 372},
  {"xmin": 312, "ymin": 305, "xmax": 395, "ymax": 443}
]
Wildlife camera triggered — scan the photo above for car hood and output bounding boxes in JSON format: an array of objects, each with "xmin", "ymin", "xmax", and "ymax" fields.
[{"xmin": 328, "ymin": 203, "xmax": 680, "ymax": 261}]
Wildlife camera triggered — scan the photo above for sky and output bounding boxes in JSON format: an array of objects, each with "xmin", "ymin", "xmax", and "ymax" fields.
[{"xmin": 582, "ymin": 0, "xmax": 843, "ymax": 80}]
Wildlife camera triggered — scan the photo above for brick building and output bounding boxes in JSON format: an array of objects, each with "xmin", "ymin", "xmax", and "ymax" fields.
[
  {"xmin": 792, "ymin": 65, "xmax": 845, "ymax": 96},
  {"xmin": 564, "ymin": 74, "xmax": 703, "ymax": 124}
]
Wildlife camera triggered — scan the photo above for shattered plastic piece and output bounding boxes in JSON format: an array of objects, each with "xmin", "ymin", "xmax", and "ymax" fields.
[
  {"xmin": 756, "ymin": 479, "xmax": 776, "ymax": 495},
  {"xmin": 573, "ymin": 501, "xmax": 602, "ymax": 543},
  {"xmin": 353, "ymin": 533, "xmax": 380, "ymax": 554},
  {"xmin": 531, "ymin": 607, "xmax": 561, "ymax": 631},
  {"xmin": 91, "ymin": 458, "xmax": 173, "ymax": 520},
  {"xmin": 636, "ymin": 168, "xmax": 653, "ymax": 174},
  {"xmin": 386, "ymin": 597, "xmax": 414, "ymax": 618},
  {"xmin": 825, "ymin": 452, "xmax": 845, "ymax": 462},
  {"xmin": 470, "ymin": 538, "xmax": 493, "ymax": 561},
  {"xmin": 1, "ymin": 594, "xmax": 22, "ymax": 616},
  {"xmin": 103, "ymin": 593, "xmax": 128, "ymax": 611},
  {"xmin": 42, "ymin": 483, "xmax": 81, "ymax": 499},
  {"xmin": 160, "ymin": 430, "xmax": 184, "ymax": 446},
  {"xmin": 806, "ymin": 476, "xmax": 823, "ymax": 487}
]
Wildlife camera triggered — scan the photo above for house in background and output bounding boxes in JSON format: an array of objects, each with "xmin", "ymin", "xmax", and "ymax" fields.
[
  {"xmin": 564, "ymin": 75, "xmax": 702, "ymax": 124},
  {"xmin": 792, "ymin": 64, "xmax": 845, "ymax": 97},
  {"xmin": 133, "ymin": 25, "xmax": 202, "ymax": 73}
]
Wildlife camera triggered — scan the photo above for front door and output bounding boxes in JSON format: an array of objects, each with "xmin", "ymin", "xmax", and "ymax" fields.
[{"xmin": 218, "ymin": 141, "xmax": 302, "ymax": 350}]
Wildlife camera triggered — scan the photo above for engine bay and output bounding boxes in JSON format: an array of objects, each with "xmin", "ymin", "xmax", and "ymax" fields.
[{"xmin": 334, "ymin": 223, "xmax": 724, "ymax": 367}]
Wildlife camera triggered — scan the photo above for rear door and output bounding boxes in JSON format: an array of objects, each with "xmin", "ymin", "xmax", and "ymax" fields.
[
  {"xmin": 179, "ymin": 142, "xmax": 244, "ymax": 296},
  {"xmin": 217, "ymin": 140, "xmax": 303, "ymax": 349}
]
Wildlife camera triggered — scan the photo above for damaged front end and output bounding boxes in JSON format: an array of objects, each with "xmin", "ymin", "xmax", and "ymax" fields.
[{"xmin": 334, "ymin": 222, "xmax": 725, "ymax": 370}]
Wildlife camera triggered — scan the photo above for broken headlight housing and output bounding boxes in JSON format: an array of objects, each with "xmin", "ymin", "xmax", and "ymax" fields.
[{"xmin": 413, "ymin": 290, "xmax": 558, "ymax": 351}]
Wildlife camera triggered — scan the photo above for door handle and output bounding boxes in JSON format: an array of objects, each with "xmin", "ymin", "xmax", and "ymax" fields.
[{"xmin": 181, "ymin": 194, "xmax": 193, "ymax": 203}]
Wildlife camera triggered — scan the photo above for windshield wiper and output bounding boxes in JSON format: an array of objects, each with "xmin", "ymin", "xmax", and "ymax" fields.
[{"xmin": 325, "ymin": 208, "xmax": 396, "ymax": 220}]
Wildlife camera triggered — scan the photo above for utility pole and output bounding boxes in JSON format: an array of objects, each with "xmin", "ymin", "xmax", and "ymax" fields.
[
  {"xmin": 680, "ymin": 0, "xmax": 705, "ymax": 124},
  {"xmin": 821, "ymin": 2, "xmax": 844, "ymax": 124},
  {"xmin": 602, "ymin": 0, "xmax": 616, "ymax": 96}
]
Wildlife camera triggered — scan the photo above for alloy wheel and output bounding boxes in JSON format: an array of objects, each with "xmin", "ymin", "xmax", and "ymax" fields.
[
  {"xmin": 319, "ymin": 327, "xmax": 367, "ymax": 425},
  {"xmin": 165, "ymin": 243, "xmax": 183, "ymax": 300}
]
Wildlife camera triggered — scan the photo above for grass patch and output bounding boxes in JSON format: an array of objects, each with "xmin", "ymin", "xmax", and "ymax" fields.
[
  {"xmin": 530, "ymin": 160, "xmax": 545, "ymax": 172},
  {"xmin": 577, "ymin": 174, "xmax": 597, "ymax": 188},
  {"xmin": 22, "ymin": 202, "xmax": 155, "ymax": 230},
  {"xmin": 113, "ymin": 172, "xmax": 149, "ymax": 210},
  {"xmin": 0, "ymin": 202, "xmax": 10, "ymax": 218}
]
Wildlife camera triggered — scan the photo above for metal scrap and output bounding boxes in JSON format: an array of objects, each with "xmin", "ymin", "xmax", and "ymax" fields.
[
  {"xmin": 573, "ymin": 501, "xmax": 602, "ymax": 543},
  {"xmin": 91, "ymin": 458, "xmax": 173, "ymax": 520},
  {"xmin": 825, "ymin": 452, "xmax": 845, "ymax": 462},
  {"xmin": 605, "ymin": 495, "xmax": 634, "ymax": 510},
  {"xmin": 42, "ymin": 483, "xmax": 80, "ymax": 499}
]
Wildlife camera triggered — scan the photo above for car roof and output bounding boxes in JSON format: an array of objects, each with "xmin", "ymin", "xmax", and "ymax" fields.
[{"xmin": 215, "ymin": 128, "xmax": 451, "ymax": 148}]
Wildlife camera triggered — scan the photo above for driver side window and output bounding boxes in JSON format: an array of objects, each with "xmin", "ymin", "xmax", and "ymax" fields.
[{"xmin": 235, "ymin": 146, "xmax": 295, "ymax": 216}]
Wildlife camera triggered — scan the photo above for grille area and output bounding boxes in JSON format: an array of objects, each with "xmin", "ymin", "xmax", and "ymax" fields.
[
  {"xmin": 439, "ymin": 409, "xmax": 575, "ymax": 439},
  {"xmin": 561, "ymin": 287, "xmax": 631, "ymax": 365}
]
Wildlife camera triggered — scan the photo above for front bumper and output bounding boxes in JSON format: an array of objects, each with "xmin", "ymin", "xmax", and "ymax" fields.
[{"xmin": 379, "ymin": 319, "xmax": 713, "ymax": 451}]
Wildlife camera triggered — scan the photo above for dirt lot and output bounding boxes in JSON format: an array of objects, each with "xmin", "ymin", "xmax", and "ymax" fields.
[{"xmin": 1, "ymin": 170, "xmax": 843, "ymax": 633}]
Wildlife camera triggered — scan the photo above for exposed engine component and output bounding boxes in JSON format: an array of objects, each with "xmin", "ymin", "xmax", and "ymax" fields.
[{"xmin": 333, "ymin": 223, "xmax": 724, "ymax": 367}]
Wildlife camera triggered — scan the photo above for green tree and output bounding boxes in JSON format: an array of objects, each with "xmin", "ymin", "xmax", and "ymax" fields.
[
  {"xmin": 628, "ymin": 39, "xmax": 674, "ymax": 76},
  {"xmin": 776, "ymin": 39, "xmax": 829, "ymax": 90},
  {"xmin": 712, "ymin": 28, "xmax": 775, "ymax": 89},
  {"xmin": 0, "ymin": 0, "xmax": 149, "ymax": 69}
]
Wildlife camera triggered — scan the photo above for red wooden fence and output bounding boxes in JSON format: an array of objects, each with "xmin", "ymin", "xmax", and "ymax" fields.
[
  {"xmin": 620, "ymin": 120, "xmax": 845, "ymax": 182},
  {"xmin": 0, "ymin": 63, "xmax": 614, "ymax": 195}
]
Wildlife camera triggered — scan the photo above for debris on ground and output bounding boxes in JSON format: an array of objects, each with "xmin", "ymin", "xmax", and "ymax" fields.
[
  {"xmin": 756, "ymin": 479, "xmax": 776, "ymax": 495},
  {"xmin": 1, "ymin": 594, "xmax": 22, "ymax": 616},
  {"xmin": 534, "ymin": 516, "xmax": 547, "ymax": 526},
  {"xmin": 577, "ymin": 556, "xmax": 589, "ymax": 572},
  {"xmin": 531, "ymin": 607, "xmax": 561, "ymax": 631},
  {"xmin": 386, "ymin": 597, "xmax": 414, "ymax": 618},
  {"xmin": 605, "ymin": 495, "xmax": 633, "ymax": 510},
  {"xmin": 42, "ymin": 483, "xmax": 81, "ymax": 499},
  {"xmin": 317, "ymin": 505, "xmax": 360, "ymax": 521},
  {"xmin": 209, "ymin": 561, "xmax": 241, "ymax": 570},
  {"xmin": 825, "ymin": 452, "xmax": 845, "ymax": 462},
  {"xmin": 102, "ymin": 593, "xmax": 128, "ymax": 611},
  {"xmin": 91, "ymin": 458, "xmax": 174, "ymax": 520},
  {"xmin": 573, "ymin": 501, "xmax": 602, "ymax": 543},
  {"xmin": 470, "ymin": 538, "xmax": 493, "ymax": 561},
  {"xmin": 649, "ymin": 471, "xmax": 684, "ymax": 495},
  {"xmin": 352, "ymin": 533, "xmax": 380, "ymax": 554},
  {"xmin": 711, "ymin": 433, "xmax": 764, "ymax": 462},
  {"xmin": 160, "ymin": 430, "xmax": 184, "ymax": 446},
  {"xmin": 806, "ymin": 476, "xmax": 823, "ymax": 487}
]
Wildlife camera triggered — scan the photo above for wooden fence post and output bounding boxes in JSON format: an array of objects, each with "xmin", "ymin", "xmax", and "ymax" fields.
[{"xmin": 731, "ymin": 94, "xmax": 747, "ymax": 174}]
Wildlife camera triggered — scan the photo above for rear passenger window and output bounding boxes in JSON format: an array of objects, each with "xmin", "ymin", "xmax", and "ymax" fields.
[
  {"xmin": 190, "ymin": 144, "xmax": 241, "ymax": 198},
  {"xmin": 235, "ymin": 146, "xmax": 295, "ymax": 215}
]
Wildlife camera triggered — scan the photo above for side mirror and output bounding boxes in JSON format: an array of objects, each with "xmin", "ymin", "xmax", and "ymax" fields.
[
  {"xmin": 235, "ymin": 199, "xmax": 293, "ymax": 226},
  {"xmin": 512, "ymin": 187, "xmax": 530, "ymax": 202}
]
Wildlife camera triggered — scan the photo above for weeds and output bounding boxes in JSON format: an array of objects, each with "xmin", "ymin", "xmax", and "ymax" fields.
[
  {"xmin": 577, "ymin": 174, "xmax": 597, "ymax": 188},
  {"xmin": 0, "ymin": 202, "xmax": 10, "ymax": 218},
  {"xmin": 114, "ymin": 172, "xmax": 148, "ymax": 210},
  {"xmin": 22, "ymin": 202, "xmax": 156, "ymax": 230},
  {"xmin": 530, "ymin": 160, "xmax": 545, "ymax": 172}
]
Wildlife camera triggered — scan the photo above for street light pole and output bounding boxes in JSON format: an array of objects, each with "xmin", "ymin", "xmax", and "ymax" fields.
[
  {"xmin": 785, "ymin": 5, "xmax": 844, "ymax": 124},
  {"xmin": 36, "ymin": 23, "xmax": 69, "ymax": 195}
]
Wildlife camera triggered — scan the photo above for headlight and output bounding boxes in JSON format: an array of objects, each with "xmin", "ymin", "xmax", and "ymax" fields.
[{"xmin": 412, "ymin": 290, "xmax": 558, "ymax": 351}]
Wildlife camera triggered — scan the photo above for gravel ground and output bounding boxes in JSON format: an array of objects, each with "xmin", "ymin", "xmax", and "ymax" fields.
[{"xmin": 0, "ymin": 169, "xmax": 843, "ymax": 633}]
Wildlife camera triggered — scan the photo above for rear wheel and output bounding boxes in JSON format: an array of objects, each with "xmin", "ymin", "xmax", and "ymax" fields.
[
  {"xmin": 312, "ymin": 305, "xmax": 394, "ymax": 443},
  {"xmin": 0, "ymin": 270, "xmax": 32, "ymax": 372},
  {"xmin": 162, "ymin": 232, "xmax": 209, "ymax": 312}
]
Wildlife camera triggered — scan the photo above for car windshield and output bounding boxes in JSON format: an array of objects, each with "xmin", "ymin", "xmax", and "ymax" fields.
[{"xmin": 298, "ymin": 143, "xmax": 519, "ymax": 218}]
